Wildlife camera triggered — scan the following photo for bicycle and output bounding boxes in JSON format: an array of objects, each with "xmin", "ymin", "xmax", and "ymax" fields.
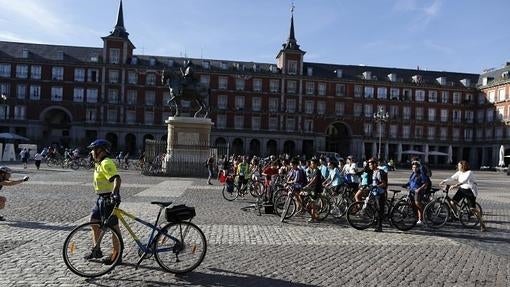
[
  {"xmin": 221, "ymin": 174, "xmax": 258, "ymax": 201},
  {"xmin": 62, "ymin": 200, "xmax": 207, "ymax": 278},
  {"xmin": 424, "ymin": 185, "xmax": 483, "ymax": 229}
]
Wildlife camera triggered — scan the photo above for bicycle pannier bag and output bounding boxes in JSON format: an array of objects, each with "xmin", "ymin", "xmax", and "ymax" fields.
[{"xmin": 165, "ymin": 204, "xmax": 196, "ymax": 222}]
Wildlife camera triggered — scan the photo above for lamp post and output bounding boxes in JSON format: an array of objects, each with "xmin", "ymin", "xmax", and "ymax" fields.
[
  {"xmin": 373, "ymin": 107, "xmax": 389, "ymax": 160},
  {"xmin": 1, "ymin": 93, "xmax": 7, "ymax": 120}
]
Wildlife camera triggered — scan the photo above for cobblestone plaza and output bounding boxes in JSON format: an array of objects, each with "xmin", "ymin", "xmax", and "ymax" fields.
[{"xmin": 0, "ymin": 164, "xmax": 509, "ymax": 286}]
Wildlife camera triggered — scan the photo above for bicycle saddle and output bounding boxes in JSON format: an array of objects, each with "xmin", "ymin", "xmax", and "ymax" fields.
[{"xmin": 151, "ymin": 201, "xmax": 173, "ymax": 207}]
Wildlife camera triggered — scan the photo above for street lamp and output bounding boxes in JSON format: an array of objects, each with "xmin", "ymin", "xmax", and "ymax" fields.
[
  {"xmin": 373, "ymin": 107, "xmax": 389, "ymax": 160},
  {"xmin": 1, "ymin": 93, "xmax": 7, "ymax": 120}
]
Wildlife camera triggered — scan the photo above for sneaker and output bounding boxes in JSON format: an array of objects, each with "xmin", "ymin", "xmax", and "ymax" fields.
[
  {"xmin": 416, "ymin": 220, "xmax": 423, "ymax": 225},
  {"xmin": 102, "ymin": 254, "xmax": 122, "ymax": 265},
  {"xmin": 0, "ymin": 215, "xmax": 5, "ymax": 221},
  {"xmin": 374, "ymin": 227, "xmax": 382, "ymax": 232},
  {"xmin": 84, "ymin": 249, "xmax": 103, "ymax": 260}
]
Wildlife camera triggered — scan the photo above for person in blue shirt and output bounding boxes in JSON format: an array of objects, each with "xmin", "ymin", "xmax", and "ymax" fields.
[
  {"xmin": 319, "ymin": 157, "xmax": 329, "ymax": 180},
  {"xmin": 323, "ymin": 161, "xmax": 343, "ymax": 194},
  {"xmin": 404, "ymin": 161, "xmax": 430, "ymax": 224}
]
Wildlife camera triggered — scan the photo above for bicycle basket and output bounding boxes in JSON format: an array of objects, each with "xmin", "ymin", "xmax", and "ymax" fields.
[{"xmin": 165, "ymin": 204, "xmax": 196, "ymax": 222}]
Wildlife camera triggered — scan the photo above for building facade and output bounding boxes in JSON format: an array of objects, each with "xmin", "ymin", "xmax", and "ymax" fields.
[{"xmin": 0, "ymin": 2, "xmax": 508, "ymax": 167}]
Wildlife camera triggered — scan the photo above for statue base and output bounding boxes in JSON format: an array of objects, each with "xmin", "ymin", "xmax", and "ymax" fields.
[{"xmin": 163, "ymin": 117, "xmax": 213, "ymax": 177}]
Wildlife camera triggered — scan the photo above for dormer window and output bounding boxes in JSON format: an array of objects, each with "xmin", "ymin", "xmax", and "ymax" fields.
[
  {"xmin": 436, "ymin": 77, "xmax": 447, "ymax": 85},
  {"xmin": 335, "ymin": 69, "xmax": 343, "ymax": 78},
  {"xmin": 202, "ymin": 61, "xmax": 210, "ymax": 69},
  {"xmin": 22, "ymin": 48, "xmax": 29, "ymax": 59},
  {"xmin": 167, "ymin": 59, "xmax": 174, "ymax": 67},
  {"xmin": 388, "ymin": 73, "xmax": 397, "ymax": 82},
  {"xmin": 232, "ymin": 62, "xmax": 239, "ymax": 70},
  {"xmin": 131, "ymin": 57, "xmax": 138, "ymax": 65},
  {"xmin": 269, "ymin": 65, "xmax": 277, "ymax": 73},
  {"xmin": 109, "ymin": 48, "xmax": 120, "ymax": 64},
  {"xmin": 460, "ymin": 78, "xmax": 471, "ymax": 87},
  {"xmin": 90, "ymin": 55, "xmax": 99, "ymax": 63},
  {"xmin": 287, "ymin": 60, "xmax": 297, "ymax": 75},
  {"xmin": 220, "ymin": 62, "xmax": 227, "ymax": 70},
  {"xmin": 149, "ymin": 58, "xmax": 156, "ymax": 66},
  {"xmin": 412, "ymin": 75, "xmax": 423, "ymax": 84},
  {"xmin": 56, "ymin": 50, "xmax": 64, "ymax": 61},
  {"xmin": 363, "ymin": 71, "xmax": 372, "ymax": 80},
  {"xmin": 482, "ymin": 77, "xmax": 493, "ymax": 86},
  {"xmin": 252, "ymin": 63, "xmax": 257, "ymax": 72},
  {"xmin": 307, "ymin": 67, "xmax": 313, "ymax": 76},
  {"xmin": 502, "ymin": 71, "xmax": 509, "ymax": 79}
]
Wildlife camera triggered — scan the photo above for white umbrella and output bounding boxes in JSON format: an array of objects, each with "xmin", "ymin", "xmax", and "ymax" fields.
[
  {"xmin": 498, "ymin": 145, "xmax": 505, "ymax": 167},
  {"xmin": 0, "ymin": 132, "xmax": 30, "ymax": 141},
  {"xmin": 448, "ymin": 145, "xmax": 453, "ymax": 164},
  {"xmin": 424, "ymin": 144, "xmax": 429, "ymax": 163}
]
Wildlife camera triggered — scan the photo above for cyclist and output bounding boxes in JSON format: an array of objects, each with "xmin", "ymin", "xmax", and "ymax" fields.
[
  {"xmin": 0, "ymin": 166, "xmax": 29, "ymax": 221},
  {"xmin": 403, "ymin": 161, "xmax": 430, "ymax": 225},
  {"xmin": 301, "ymin": 158, "xmax": 323, "ymax": 223},
  {"xmin": 368, "ymin": 158, "xmax": 387, "ymax": 232},
  {"xmin": 85, "ymin": 139, "xmax": 123, "ymax": 265},
  {"xmin": 323, "ymin": 160, "xmax": 342, "ymax": 195},
  {"xmin": 354, "ymin": 164, "xmax": 373, "ymax": 202},
  {"xmin": 440, "ymin": 160, "xmax": 487, "ymax": 232},
  {"xmin": 236, "ymin": 156, "xmax": 249, "ymax": 192}
]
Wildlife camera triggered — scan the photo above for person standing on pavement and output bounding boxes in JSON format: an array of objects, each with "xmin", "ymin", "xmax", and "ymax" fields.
[
  {"xmin": 20, "ymin": 148, "xmax": 29, "ymax": 169},
  {"xmin": 367, "ymin": 158, "xmax": 387, "ymax": 232},
  {"xmin": 0, "ymin": 166, "xmax": 29, "ymax": 221},
  {"xmin": 84, "ymin": 139, "xmax": 123, "ymax": 265},
  {"xmin": 404, "ymin": 162, "xmax": 429, "ymax": 225},
  {"xmin": 34, "ymin": 152, "xmax": 43, "ymax": 170},
  {"xmin": 206, "ymin": 155, "xmax": 215, "ymax": 185}
]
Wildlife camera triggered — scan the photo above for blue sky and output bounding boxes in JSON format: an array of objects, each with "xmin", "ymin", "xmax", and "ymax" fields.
[{"xmin": 0, "ymin": 0, "xmax": 508, "ymax": 74}]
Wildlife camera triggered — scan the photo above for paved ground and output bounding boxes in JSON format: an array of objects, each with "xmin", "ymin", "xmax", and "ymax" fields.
[{"xmin": 0, "ymin": 163, "xmax": 509, "ymax": 286}]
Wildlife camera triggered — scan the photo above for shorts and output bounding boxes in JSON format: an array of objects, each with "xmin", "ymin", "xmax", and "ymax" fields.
[
  {"xmin": 453, "ymin": 188, "xmax": 477, "ymax": 208},
  {"xmin": 91, "ymin": 195, "xmax": 118, "ymax": 225}
]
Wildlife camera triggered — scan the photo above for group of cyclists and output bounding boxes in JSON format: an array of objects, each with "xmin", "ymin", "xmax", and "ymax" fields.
[{"xmin": 218, "ymin": 153, "xmax": 487, "ymax": 232}]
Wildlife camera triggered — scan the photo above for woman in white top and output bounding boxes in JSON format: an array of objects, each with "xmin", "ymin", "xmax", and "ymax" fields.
[{"xmin": 440, "ymin": 160, "xmax": 486, "ymax": 232}]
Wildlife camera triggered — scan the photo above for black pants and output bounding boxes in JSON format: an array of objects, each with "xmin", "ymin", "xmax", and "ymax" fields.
[{"xmin": 375, "ymin": 193, "xmax": 386, "ymax": 229}]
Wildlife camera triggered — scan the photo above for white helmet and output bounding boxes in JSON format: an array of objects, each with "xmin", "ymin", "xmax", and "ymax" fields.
[{"xmin": 0, "ymin": 166, "xmax": 12, "ymax": 174}]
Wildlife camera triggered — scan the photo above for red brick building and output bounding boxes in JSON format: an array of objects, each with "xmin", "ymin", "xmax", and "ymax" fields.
[{"xmin": 0, "ymin": 2, "xmax": 507, "ymax": 167}]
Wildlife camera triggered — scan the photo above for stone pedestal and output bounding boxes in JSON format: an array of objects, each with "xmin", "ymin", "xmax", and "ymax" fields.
[{"xmin": 163, "ymin": 117, "xmax": 213, "ymax": 177}]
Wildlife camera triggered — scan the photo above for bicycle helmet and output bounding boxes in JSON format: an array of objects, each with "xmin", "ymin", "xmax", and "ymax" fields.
[
  {"xmin": 0, "ymin": 166, "xmax": 12, "ymax": 174},
  {"xmin": 87, "ymin": 139, "xmax": 111, "ymax": 151}
]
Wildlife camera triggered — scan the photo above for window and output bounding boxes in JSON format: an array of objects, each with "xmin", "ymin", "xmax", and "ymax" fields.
[
  {"xmin": 286, "ymin": 99, "xmax": 296, "ymax": 113},
  {"xmin": 0, "ymin": 63, "xmax": 11, "ymax": 77},
  {"xmin": 235, "ymin": 79, "xmax": 245, "ymax": 91},
  {"xmin": 16, "ymin": 65, "xmax": 28, "ymax": 78},
  {"xmin": 306, "ymin": 82, "xmax": 315, "ymax": 95},
  {"xmin": 476, "ymin": 128, "xmax": 483, "ymax": 140},
  {"xmin": 146, "ymin": 73, "xmax": 156, "ymax": 86},
  {"xmin": 305, "ymin": 100, "xmax": 314, "ymax": 114},
  {"xmin": 465, "ymin": 110, "xmax": 474, "ymax": 123},
  {"xmin": 253, "ymin": 79, "xmax": 262, "ymax": 92},
  {"xmin": 464, "ymin": 129, "xmax": 473, "ymax": 141},
  {"xmin": 88, "ymin": 69, "xmax": 99, "ymax": 82},
  {"xmin": 415, "ymin": 126, "xmax": 423, "ymax": 138},
  {"xmin": 145, "ymin": 91, "xmax": 156, "ymax": 106},
  {"xmin": 363, "ymin": 123, "xmax": 373, "ymax": 136},
  {"xmin": 287, "ymin": 80, "xmax": 297, "ymax": 94},
  {"xmin": 402, "ymin": 89, "xmax": 412, "ymax": 101},
  {"xmin": 109, "ymin": 48, "xmax": 120, "ymax": 64},
  {"xmin": 354, "ymin": 85, "xmax": 363, "ymax": 97},
  {"xmin": 403, "ymin": 106, "xmax": 411, "ymax": 120},
  {"xmin": 287, "ymin": 60, "xmax": 297, "ymax": 75},
  {"xmin": 270, "ymin": 79, "xmax": 280, "ymax": 93},
  {"xmin": 74, "ymin": 68, "xmax": 85, "ymax": 82},
  {"xmin": 86, "ymin": 109, "xmax": 96, "ymax": 122},
  {"xmin": 336, "ymin": 84, "xmax": 345, "ymax": 96},
  {"xmin": 377, "ymin": 87, "xmax": 387, "ymax": 99},
  {"xmin": 251, "ymin": 116, "xmax": 261, "ymax": 130},
  {"xmin": 200, "ymin": 75, "xmax": 210, "ymax": 87},
  {"xmin": 335, "ymin": 102, "xmax": 344, "ymax": 116},
  {"xmin": 498, "ymin": 88, "xmax": 506, "ymax": 102},
  {"xmin": 364, "ymin": 104, "xmax": 373, "ymax": 118},
  {"xmin": 127, "ymin": 90, "xmax": 137, "ymax": 105},
  {"xmin": 390, "ymin": 125, "xmax": 398, "ymax": 138},
  {"xmin": 0, "ymin": 103, "xmax": 8, "ymax": 119},
  {"xmin": 202, "ymin": 61, "xmax": 210, "ymax": 69},
  {"xmin": 30, "ymin": 65, "xmax": 41, "ymax": 79},
  {"xmin": 402, "ymin": 126, "xmax": 410, "ymax": 139},
  {"xmin": 128, "ymin": 71, "xmax": 138, "ymax": 84},
  {"xmin": 0, "ymin": 83, "xmax": 10, "ymax": 97},
  {"xmin": 427, "ymin": 127, "xmax": 435, "ymax": 140},
  {"xmin": 495, "ymin": 127, "xmax": 503, "ymax": 139},
  {"xmin": 126, "ymin": 110, "xmax": 136, "ymax": 124},
  {"xmin": 52, "ymin": 67, "xmax": 64, "ymax": 80},
  {"xmin": 486, "ymin": 128, "xmax": 493, "ymax": 139},
  {"xmin": 16, "ymin": 84, "xmax": 26, "ymax": 99},
  {"xmin": 216, "ymin": 114, "xmax": 226, "ymax": 128},
  {"xmin": 390, "ymin": 88, "xmax": 400, "ymax": 100},
  {"xmin": 109, "ymin": 70, "xmax": 119, "ymax": 84},
  {"xmin": 317, "ymin": 101, "xmax": 326, "ymax": 114},
  {"xmin": 440, "ymin": 109, "xmax": 448, "ymax": 122},
  {"xmin": 86, "ymin": 88, "xmax": 98, "ymax": 103},
  {"xmin": 488, "ymin": 90, "xmax": 495, "ymax": 103},
  {"xmin": 234, "ymin": 115, "xmax": 244, "ymax": 129},
  {"xmin": 218, "ymin": 95, "xmax": 228, "ymax": 109},
  {"xmin": 235, "ymin": 96, "xmax": 245, "ymax": 110},
  {"xmin": 286, "ymin": 117, "xmax": 295, "ymax": 131},
  {"xmin": 29, "ymin": 85, "xmax": 40, "ymax": 100},
  {"xmin": 497, "ymin": 107, "xmax": 505, "ymax": 121},
  {"xmin": 14, "ymin": 105, "xmax": 26, "ymax": 120},
  {"xmin": 162, "ymin": 92, "xmax": 170, "ymax": 106},
  {"xmin": 476, "ymin": 110, "xmax": 484, "ymax": 123},
  {"xmin": 415, "ymin": 107, "xmax": 423, "ymax": 120},
  {"xmin": 364, "ymin": 86, "xmax": 374, "ymax": 98},
  {"xmin": 252, "ymin": 97, "xmax": 261, "ymax": 112},
  {"xmin": 304, "ymin": 119, "xmax": 314, "ymax": 133},
  {"xmin": 73, "ymin": 88, "xmax": 84, "ymax": 102},
  {"xmin": 428, "ymin": 91, "xmax": 437, "ymax": 102},
  {"xmin": 268, "ymin": 116, "xmax": 278, "ymax": 130},
  {"xmin": 465, "ymin": 93, "xmax": 473, "ymax": 103},
  {"xmin": 478, "ymin": 93, "xmax": 486, "ymax": 105},
  {"xmin": 415, "ymin": 90, "xmax": 425, "ymax": 102},
  {"xmin": 440, "ymin": 128, "xmax": 448, "ymax": 140},
  {"xmin": 353, "ymin": 104, "xmax": 362, "ymax": 116},
  {"xmin": 452, "ymin": 110, "xmax": 462, "ymax": 123},
  {"xmin": 269, "ymin": 98, "xmax": 279, "ymax": 112},
  {"xmin": 452, "ymin": 128, "xmax": 460, "ymax": 140},
  {"xmin": 389, "ymin": 105, "xmax": 399, "ymax": 119},
  {"xmin": 452, "ymin": 92, "xmax": 461, "ymax": 104},
  {"xmin": 218, "ymin": 77, "xmax": 228, "ymax": 90},
  {"xmin": 318, "ymin": 83, "xmax": 326, "ymax": 96},
  {"xmin": 108, "ymin": 89, "xmax": 119, "ymax": 103},
  {"xmin": 428, "ymin": 108, "xmax": 436, "ymax": 122},
  {"xmin": 51, "ymin": 87, "xmax": 63, "ymax": 101},
  {"xmin": 105, "ymin": 109, "xmax": 117, "ymax": 123},
  {"xmin": 144, "ymin": 111, "xmax": 154, "ymax": 125}
]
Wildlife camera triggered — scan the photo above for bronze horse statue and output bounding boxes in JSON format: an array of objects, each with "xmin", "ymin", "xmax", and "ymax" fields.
[{"xmin": 161, "ymin": 61, "xmax": 210, "ymax": 118}]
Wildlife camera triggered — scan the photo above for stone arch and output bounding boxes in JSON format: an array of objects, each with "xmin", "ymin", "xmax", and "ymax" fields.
[
  {"xmin": 249, "ymin": 139, "xmax": 261, "ymax": 156},
  {"xmin": 40, "ymin": 106, "xmax": 73, "ymax": 147},
  {"xmin": 283, "ymin": 140, "xmax": 295, "ymax": 156},
  {"xmin": 215, "ymin": 137, "xmax": 227, "ymax": 146},
  {"xmin": 266, "ymin": 139, "xmax": 277, "ymax": 156},
  {"xmin": 106, "ymin": 133, "xmax": 118, "ymax": 152},
  {"xmin": 125, "ymin": 133, "xmax": 137, "ymax": 155},
  {"xmin": 325, "ymin": 121, "xmax": 352, "ymax": 156},
  {"xmin": 232, "ymin": 138, "xmax": 244, "ymax": 155}
]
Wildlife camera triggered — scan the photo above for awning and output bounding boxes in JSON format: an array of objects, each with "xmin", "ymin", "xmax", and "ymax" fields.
[
  {"xmin": 428, "ymin": 151, "xmax": 449, "ymax": 156},
  {"xmin": 401, "ymin": 150, "xmax": 424, "ymax": 155}
]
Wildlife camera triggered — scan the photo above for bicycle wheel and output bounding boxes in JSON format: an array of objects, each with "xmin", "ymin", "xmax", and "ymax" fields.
[
  {"xmin": 62, "ymin": 222, "xmax": 123, "ymax": 278},
  {"xmin": 459, "ymin": 202, "xmax": 482, "ymax": 228},
  {"xmin": 70, "ymin": 161, "xmax": 80, "ymax": 170},
  {"xmin": 346, "ymin": 201, "xmax": 376, "ymax": 230},
  {"xmin": 278, "ymin": 194, "xmax": 297, "ymax": 221},
  {"xmin": 222, "ymin": 184, "xmax": 238, "ymax": 201},
  {"xmin": 330, "ymin": 195, "xmax": 350, "ymax": 220},
  {"xmin": 390, "ymin": 201, "xmax": 417, "ymax": 231},
  {"xmin": 424, "ymin": 199, "xmax": 449, "ymax": 228},
  {"xmin": 316, "ymin": 194, "xmax": 330, "ymax": 221},
  {"xmin": 154, "ymin": 221, "xmax": 207, "ymax": 274}
]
